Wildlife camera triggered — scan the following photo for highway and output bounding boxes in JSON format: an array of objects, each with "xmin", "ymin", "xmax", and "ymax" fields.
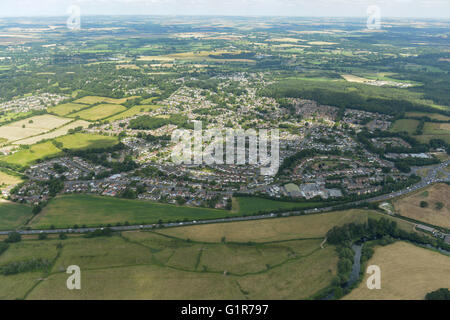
[{"xmin": 1, "ymin": 159, "xmax": 449, "ymax": 236}]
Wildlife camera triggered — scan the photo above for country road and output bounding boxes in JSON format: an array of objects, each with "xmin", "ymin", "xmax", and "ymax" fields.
[{"xmin": 1, "ymin": 159, "xmax": 449, "ymax": 236}]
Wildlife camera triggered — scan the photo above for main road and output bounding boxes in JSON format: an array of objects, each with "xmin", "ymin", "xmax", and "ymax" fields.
[{"xmin": 1, "ymin": 159, "xmax": 449, "ymax": 236}]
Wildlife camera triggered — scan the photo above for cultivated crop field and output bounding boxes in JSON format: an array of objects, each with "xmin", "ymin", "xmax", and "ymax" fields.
[
  {"xmin": 393, "ymin": 183, "xmax": 450, "ymax": 228},
  {"xmin": 13, "ymin": 120, "xmax": 90, "ymax": 145},
  {"xmin": 343, "ymin": 242, "xmax": 450, "ymax": 300},
  {"xmin": 70, "ymin": 104, "xmax": 127, "ymax": 121},
  {"xmin": 0, "ymin": 171, "xmax": 22, "ymax": 191},
  {"xmin": 0, "ymin": 115, "xmax": 71, "ymax": 142}
]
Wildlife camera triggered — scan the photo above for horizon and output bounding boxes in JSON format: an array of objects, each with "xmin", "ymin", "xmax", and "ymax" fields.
[{"xmin": 0, "ymin": 0, "xmax": 449, "ymax": 19}]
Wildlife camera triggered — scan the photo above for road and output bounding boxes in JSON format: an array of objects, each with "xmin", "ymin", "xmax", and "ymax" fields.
[{"xmin": 1, "ymin": 159, "xmax": 449, "ymax": 236}]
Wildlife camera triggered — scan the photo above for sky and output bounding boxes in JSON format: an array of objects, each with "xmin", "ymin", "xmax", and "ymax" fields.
[{"xmin": 0, "ymin": 0, "xmax": 449, "ymax": 18}]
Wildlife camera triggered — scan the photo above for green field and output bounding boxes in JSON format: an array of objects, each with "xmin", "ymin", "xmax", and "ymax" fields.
[
  {"xmin": 0, "ymin": 141, "xmax": 62, "ymax": 166},
  {"xmin": 1, "ymin": 228, "xmax": 336, "ymax": 299},
  {"xmin": 54, "ymin": 133, "xmax": 118, "ymax": 150},
  {"xmin": 48, "ymin": 103, "xmax": 89, "ymax": 116},
  {"xmin": 235, "ymin": 196, "xmax": 322, "ymax": 214},
  {"xmin": 70, "ymin": 104, "xmax": 127, "ymax": 121},
  {"xmin": 73, "ymin": 96, "xmax": 139, "ymax": 105},
  {"xmin": 405, "ymin": 112, "xmax": 450, "ymax": 121},
  {"xmin": 105, "ymin": 105, "xmax": 163, "ymax": 122},
  {"xmin": 0, "ymin": 201, "xmax": 32, "ymax": 230},
  {"xmin": 415, "ymin": 122, "xmax": 450, "ymax": 144},
  {"xmin": 31, "ymin": 194, "xmax": 237, "ymax": 229},
  {"xmin": 390, "ymin": 119, "xmax": 420, "ymax": 134}
]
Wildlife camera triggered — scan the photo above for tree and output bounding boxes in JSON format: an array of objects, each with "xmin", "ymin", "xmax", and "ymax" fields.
[
  {"xmin": 5, "ymin": 232, "xmax": 21, "ymax": 243},
  {"xmin": 59, "ymin": 233, "xmax": 67, "ymax": 240},
  {"xmin": 425, "ymin": 288, "xmax": 450, "ymax": 300},
  {"xmin": 32, "ymin": 204, "xmax": 42, "ymax": 215},
  {"xmin": 420, "ymin": 201, "xmax": 428, "ymax": 208},
  {"xmin": 38, "ymin": 233, "xmax": 48, "ymax": 240}
]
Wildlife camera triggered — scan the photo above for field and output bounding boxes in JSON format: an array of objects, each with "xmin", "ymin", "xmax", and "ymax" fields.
[
  {"xmin": 1, "ymin": 222, "xmax": 337, "ymax": 299},
  {"xmin": 0, "ymin": 171, "xmax": 22, "ymax": 191},
  {"xmin": 0, "ymin": 115, "xmax": 71, "ymax": 142},
  {"xmin": 73, "ymin": 96, "xmax": 139, "ymax": 105},
  {"xmin": 235, "ymin": 196, "xmax": 322, "ymax": 214},
  {"xmin": 405, "ymin": 112, "xmax": 450, "ymax": 121},
  {"xmin": 53, "ymin": 133, "xmax": 118, "ymax": 151},
  {"xmin": 159, "ymin": 209, "xmax": 414, "ymax": 243},
  {"xmin": 1, "ymin": 141, "xmax": 62, "ymax": 166},
  {"xmin": 343, "ymin": 242, "xmax": 450, "ymax": 300},
  {"xmin": 392, "ymin": 183, "xmax": 450, "ymax": 228},
  {"xmin": 70, "ymin": 104, "xmax": 127, "ymax": 121},
  {"xmin": 390, "ymin": 119, "xmax": 419, "ymax": 134},
  {"xmin": 341, "ymin": 74, "xmax": 371, "ymax": 83},
  {"xmin": 31, "ymin": 194, "xmax": 237, "ymax": 229},
  {"xmin": 47, "ymin": 103, "xmax": 89, "ymax": 116},
  {"xmin": 105, "ymin": 105, "xmax": 163, "ymax": 122},
  {"xmin": 0, "ymin": 201, "xmax": 32, "ymax": 230},
  {"xmin": 12, "ymin": 120, "xmax": 90, "ymax": 145}
]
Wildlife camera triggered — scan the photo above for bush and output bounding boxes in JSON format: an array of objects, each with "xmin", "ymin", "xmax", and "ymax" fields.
[{"xmin": 5, "ymin": 232, "xmax": 21, "ymax": 243}]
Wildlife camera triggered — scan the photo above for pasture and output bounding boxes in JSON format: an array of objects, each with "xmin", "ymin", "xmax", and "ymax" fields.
[
  {"xmin": 9, "ymin": 228, "xmax": 336, "ymax": 299},
  {"xmin": 0, "ymin": 171, "xmax": 22, "ymax": 191},
  {"xmin": 0, "ymin": 201, "xmax": 32, "ymax": 230},
  {"xmin": 343, "ymin": 242, "xmax": 450, "ymax": 300},
  {"xmin": 393, "ymin": 183, "xmax": 450, "ymax": 228},
  {"xmin": 54, "ymin": 133, "xmax": 118, "ymax": 151},
  {"xmin": 73, "ymin": 96, "xmax": 139, "ymax": 105},
  {"xmin": 235, "ymin": 196, "xmax": 322, "ymax": 214},
  {"xmin": 31, "ymin": 194, "xmax": 236, "ymax": 229},
  {"xmin": 390, "ymin": 119, "xmax": 419, "ymax": 134},
  {"xmin": 159, "ymin": 209, "xmax": 414, "ymax": 243},
  {"xmin": 70, "ymin": 104, "xmax": 127, "ymax": 121},
  {"xmin": 0, "ymin": 141, "xmax": 62, "ymax": 166},
  {"xmin": 105, "ymin": 105, "xmax": 163, "ymax": 122},
  {"xmin": 47, "ymin": 103, "xmax": 89, "ymax": 116},
  {"xmin": 0, "ymin": 115, "xmax": 71, "ymax": 142}
]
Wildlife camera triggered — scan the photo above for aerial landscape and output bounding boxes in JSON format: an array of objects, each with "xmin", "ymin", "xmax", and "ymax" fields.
[{"xmin": 0, "ymin": 0, "xmax": 449, "ymax": 304}]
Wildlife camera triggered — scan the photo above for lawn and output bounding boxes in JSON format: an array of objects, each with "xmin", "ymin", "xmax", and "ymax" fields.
[
  {"xmin": 47, "ymin": 103, "xmax": 89, "ymax": 116},
  {"xmin": 70, "ymin": 104, "xmax": 127, "ymax": 121},
  {"xmin": 54, "ymin": 133, "xmax": 118, "ymax": 151},
  {"xmin": 235, "ymin": 196, "xmax": 322, "ymax": 214},
  {"xmin": 0, "ymin": 201, "xmax": 32, "ymax": 230},
  {"xmin": 105, "ymin": 105, "xmax": 163, "ymax": 122},
  {"xmin": 343, "ymin": 241, "xmax": 450, "ymax": 300},
  {"xmin": 31, "ymin": 194, "xmax": 237, "ymax": 229},
  {"xmin": 393, "ymin": 183, "xmax": 450, "ymax": 228},
  {"xmin": 1, "ymin": 141, "xmax": 62, "ymax": 166}
]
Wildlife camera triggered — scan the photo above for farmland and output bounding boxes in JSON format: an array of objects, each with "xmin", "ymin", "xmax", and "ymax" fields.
[
  {"xmin": 13, "ymin": 120, "xmax": 90, "ymax": 145},
  {"xmin": 0, "ymin": 141, "xmax": 62, "ymax": 167},
  {"xmin": 390, "ymin": 119, "xmax": 419, "ymax": 135},
  {"xmin": 73, "ymin": 96, "xmax": 139, "ymax": 105},
  {"xmin": 47, "ymin": 103, "xmax": 89, "ymax": 116},
  {"xmin": 343, "ymin": 242, "xmax": 450, "ymax": 300},
  {"xmin": 1, "ymin": 215, "xmax": 340, "ymax": 299},
  {"xmin": 393, "ymin": 183, "xmax": 450, "ymax": 228},
  {"xmin": 0, "ymin": 201, "xmax": 32, "ymax": 230},
  {"xmin": 0, "ymin": 115, "xmax": 71, "ymax": 142},
  {"xmin": 53, "ymin": 133, "xmax": 118, "ymax": 151},
  {"xmin": 70, "ymin": 104, "xmax": 127, "ymax": 121},
  {"xmin": 31, "ymin": 194, "xmax": 236, "ymax": 229},
  {"xmin": 105, "ymin": 105, "xmax": 163, "ymax": 122}
]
